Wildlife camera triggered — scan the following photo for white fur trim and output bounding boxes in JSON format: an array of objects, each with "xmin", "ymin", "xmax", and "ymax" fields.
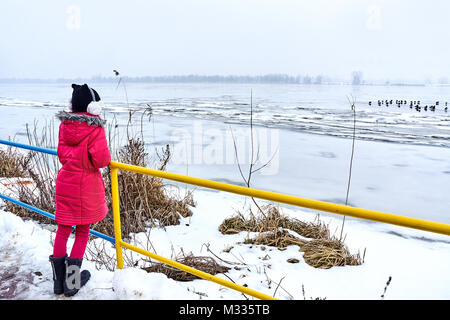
[{"xmin": 87, "ymin": 101, "xmax": 104, "ymax": 115}]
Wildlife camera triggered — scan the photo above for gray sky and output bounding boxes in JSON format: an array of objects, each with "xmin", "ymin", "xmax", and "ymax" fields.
[{"xmin": 1, "ymin": 0, "xmax": 449, "ymax": 82}]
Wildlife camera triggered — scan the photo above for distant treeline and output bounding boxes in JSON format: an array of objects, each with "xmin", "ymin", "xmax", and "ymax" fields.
[
  {"xmin": 0, "ymin": 74, "xmax": 339, "ymax": 84},
  {"xmin": 0, "ymin": 74, "xmax": 442, "ymax": 86}
]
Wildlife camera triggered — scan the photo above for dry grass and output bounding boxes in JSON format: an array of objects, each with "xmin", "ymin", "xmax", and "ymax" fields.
[
  {"xmin": 142, "ymin": 251, "xmax": 230, "ymax": 281},
  {"xmin": 220, "ymin": 204, "xmax": 362, "ymax": 269},
  {"xmin": 2, "ymin": 123, "xmax": 59, "ymax": 225},
  {"xmin": 93, "ymin": 137, "xmax": 195, "ymax": 239},
  {"xmin": 219, "ymin": 204, "xmax": 329, "ymax": 239},
  {"xmin": 243, "ymin": 229, "xmax": 306, "ymax": 248},
  {"xmin": 300, "ymin": 238, "xmax": 361, "ymax": 269},
  {"xmin": 0, "ymin": 147, "xmax": 31, "ymax": 179},
  {"xmin": 92, "ymin": 111, "xmax": 196, "ymax": 239}
]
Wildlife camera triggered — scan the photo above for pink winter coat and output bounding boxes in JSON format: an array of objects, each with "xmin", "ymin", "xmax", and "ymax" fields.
[{"xmin": 54, "ymin": 111, "xmax": 111, "ymax": 226}]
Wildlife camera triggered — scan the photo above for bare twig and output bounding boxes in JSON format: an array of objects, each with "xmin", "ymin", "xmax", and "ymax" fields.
[
  {"xmin": 339, "ymin": 94, "xmax": 357, "ymax": 242},
  {"xmin": 380, "ymin": 276, "xmax": 392, "ymax": 299},
  {"xmin": 201, "ymin": 243, "xmax": 240, "ymax": 266},
  {"xmin": 273, "ymin": 276, "xmax": 285, "ymax": 298}
]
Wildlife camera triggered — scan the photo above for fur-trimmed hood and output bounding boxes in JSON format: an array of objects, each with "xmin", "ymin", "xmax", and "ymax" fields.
[{"xmin": 56, "ymin": 110, "xmax": 106, "ymax": 127}]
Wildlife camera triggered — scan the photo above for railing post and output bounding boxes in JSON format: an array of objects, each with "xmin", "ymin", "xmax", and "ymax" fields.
[{"xmin": 110, "ymin": 166, "xmax": 124, "ymax": 269}]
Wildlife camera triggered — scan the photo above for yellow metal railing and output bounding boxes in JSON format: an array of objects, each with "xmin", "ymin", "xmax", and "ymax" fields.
[
  {"xmin": 108, "ymin": 160, "xmax": 450, "ymax": 300},
  {"xmin": 3, "ymin": 140, "xmax": 449, "ymax": 300},
  {"xmin": 109, "ymin": 164, "xmax": 278, "ymax": 300}
]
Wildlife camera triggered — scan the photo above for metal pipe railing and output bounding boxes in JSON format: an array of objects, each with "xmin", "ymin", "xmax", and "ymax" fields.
[
  {"xmin": 3, "ymin": 139, "xmax": 447, "ymax": 235},
  {"xmin": 108, "ymin": 164, "xmax": 277, "ymax": 300},
  {"xmin": 0, "ymin": 139, "xmax": 57, "ymax": 156},
  {"xmin": 2, "ymin": 138, "xmax": 450, "ymax": 301},
  {"xmin": 0, "ymin": 193, "xmax": 115, "ymax": 244}
]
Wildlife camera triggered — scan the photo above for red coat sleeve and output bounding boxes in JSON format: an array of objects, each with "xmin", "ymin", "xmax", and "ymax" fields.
[{"xmin": 88, "ymin": 126, "xmax": 111, "ymax": 168}]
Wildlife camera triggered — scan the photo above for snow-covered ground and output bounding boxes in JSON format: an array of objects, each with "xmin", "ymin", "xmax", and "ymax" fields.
[{"xmin": 1, "ymin": 189, "xmax": 449, "ymax": 300}]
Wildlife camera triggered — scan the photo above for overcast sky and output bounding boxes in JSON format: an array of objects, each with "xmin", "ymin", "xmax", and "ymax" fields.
[{"xmin": 1, "ymin": 0, "xmax": 449, "ymax": 82}]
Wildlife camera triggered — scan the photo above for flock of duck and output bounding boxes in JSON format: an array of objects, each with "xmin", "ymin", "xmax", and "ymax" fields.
[{"xmin": 368, "ymin": 99, "xmax": 448, "ymax": 112}]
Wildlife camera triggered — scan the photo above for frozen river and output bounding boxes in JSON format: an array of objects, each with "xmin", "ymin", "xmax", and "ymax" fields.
[{"xmin": 1, "ymin": 82, "xmax": 449, "ymax": 224}]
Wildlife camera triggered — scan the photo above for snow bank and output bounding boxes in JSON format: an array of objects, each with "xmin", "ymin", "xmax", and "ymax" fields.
[{"xmin": 113, "ymin": 268, "xmax": 198, "ymax": 300}]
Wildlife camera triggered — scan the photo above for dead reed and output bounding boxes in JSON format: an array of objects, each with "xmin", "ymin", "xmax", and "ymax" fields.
[
  {"xmin": 243, "ymin": 229, "xmax": 306, "ymax": 248},
  {"xmin": 2, "ymin": 122, "xmax": 60, "ymax": 224},
  {"xmin": 219, "ymin": 204, "xmax": 329, "ymax": 239},
  {"xmin": 93, "ymin": 137, "xmax": 195, "ymax": 239},
  {"xmin": 219, "ymin": 204, "xmax": 362, "ymax": 269},
  {"xmin": 0, "ymin": 146, "xmax": 30, "ymax": 179},
  {"xmin": 142, "ymin": 251, "xmax": 230, "ymax": 281},
  {"xmin": 299, "ymin": 238, "xmax": 361, "ymax": 269}
]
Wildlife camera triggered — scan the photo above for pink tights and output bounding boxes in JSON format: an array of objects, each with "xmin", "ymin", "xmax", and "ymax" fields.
[{"xmin": 53, "ymin": 224, "xmax": 91, "ymax": 259}]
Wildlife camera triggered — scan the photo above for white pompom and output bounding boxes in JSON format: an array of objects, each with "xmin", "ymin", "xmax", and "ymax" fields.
[{"xmin": 87, "ymin": 101, "xmax": 104, "ymax": 115}]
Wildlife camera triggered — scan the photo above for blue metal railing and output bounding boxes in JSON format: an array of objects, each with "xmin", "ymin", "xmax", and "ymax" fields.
[
  {"xmin": 0, "ymin": 139, "xmax": 58, "ymax": 156},
  {"xmin": 0, "ymin": 139, "xmax": 115, "ymax": 244}
]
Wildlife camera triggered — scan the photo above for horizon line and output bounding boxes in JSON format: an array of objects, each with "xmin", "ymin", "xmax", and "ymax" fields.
[{"xmin": 0, "ymin": 74, "xmax": 444, "ymax": 86}]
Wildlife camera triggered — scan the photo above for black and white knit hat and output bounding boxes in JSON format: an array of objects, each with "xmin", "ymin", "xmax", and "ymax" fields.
[{"xmin": 70, "ymin": 83, "xmax": 104, "ymax": 115}]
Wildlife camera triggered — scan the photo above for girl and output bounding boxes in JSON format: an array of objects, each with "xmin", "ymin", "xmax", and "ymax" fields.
[{"xmin": 49, "ymin": 83, "xmax": 111, "ymax": 297}]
